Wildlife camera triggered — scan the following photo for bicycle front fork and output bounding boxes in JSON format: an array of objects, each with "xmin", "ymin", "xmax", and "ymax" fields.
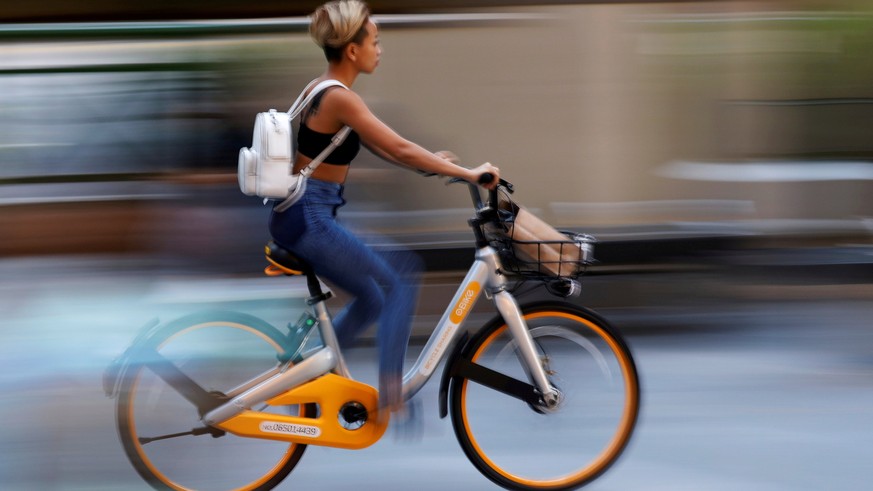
[{"xmin": 491, "ymin": 291, "xmax": 560, "ymax": 407}]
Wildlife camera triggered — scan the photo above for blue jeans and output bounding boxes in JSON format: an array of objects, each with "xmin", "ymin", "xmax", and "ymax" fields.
[{"xmin": 269, "ymin": 178, "xmax": 422, "ymax": 408}]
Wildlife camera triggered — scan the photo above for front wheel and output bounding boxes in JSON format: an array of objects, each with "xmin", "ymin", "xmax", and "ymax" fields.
[
  {"xmin": 115, "ymin": 311, "xmax": 313, "ymax": 491},
  {"xmin": 449, "ymin": 302, "xmax": 640, "ymax": 490}
]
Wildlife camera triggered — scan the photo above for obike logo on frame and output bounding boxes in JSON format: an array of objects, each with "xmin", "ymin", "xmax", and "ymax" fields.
[
  {"xmin": 260, "ymin": 421, "xmax": 321, "ymax": 438},
  {"xmin": 450, "ymin": 281, "xmax": 481, "ymax": 324}
]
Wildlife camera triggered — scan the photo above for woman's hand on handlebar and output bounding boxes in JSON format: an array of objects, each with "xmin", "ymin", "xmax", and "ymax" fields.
[
  {"xmin": 431, "ymin": 152, "xmax": 502, "ymax": 190},
  {"xmin": 434, "ymin": 150, "xmax": 495, "ymax": 186},
  {"xmin": 469, "ymin": 162, "xmax": 500, "ymax": 190}
]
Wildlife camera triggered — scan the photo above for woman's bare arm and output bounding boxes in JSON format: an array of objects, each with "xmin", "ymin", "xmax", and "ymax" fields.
[{"xmin": 332, "ymin": 89, "xmax": 499, "ymax": 186}]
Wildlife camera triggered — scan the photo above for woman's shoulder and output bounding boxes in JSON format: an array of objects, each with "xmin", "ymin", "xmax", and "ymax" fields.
[{"xmin": 317, "ymin": 83, "xmax": 366, "ymax": 113}]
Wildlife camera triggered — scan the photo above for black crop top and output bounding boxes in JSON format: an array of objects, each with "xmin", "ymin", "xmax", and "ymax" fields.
[{"xmin": 297, "ymin": 88, "xmax": 360, "ymax": 166}]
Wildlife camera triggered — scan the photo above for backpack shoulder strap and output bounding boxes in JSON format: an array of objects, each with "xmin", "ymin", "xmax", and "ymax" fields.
[
  {"xmin": 287, "ymin": 79, "xmax": 349, "ymax": 119},
  {"xmin": 272, "ymin": 79, "xmax": 353, "ymax": 213}
]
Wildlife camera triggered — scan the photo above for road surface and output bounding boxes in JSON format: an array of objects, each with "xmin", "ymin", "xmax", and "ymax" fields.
[{"xmin": 0, "ymin": 255, "xmax": 870, "ymax": 490}]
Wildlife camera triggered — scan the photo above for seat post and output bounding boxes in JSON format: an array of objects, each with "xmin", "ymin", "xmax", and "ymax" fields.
[
  {"xmin": 264, "ymin": 241, "xmax": 348, "ymax": 377},
  {"xmin": 304, "ymin": 269, "xmax": 332, "ymax": 306},
  {"xmin": 302, "ymin": 270, "xmax": 350, "ymax": 378}
]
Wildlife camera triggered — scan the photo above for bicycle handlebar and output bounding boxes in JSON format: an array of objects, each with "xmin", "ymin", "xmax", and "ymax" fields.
[
  {"xmin": 477, "ymin": 172, "xmax": 514, "ymax": 193},
  {"xmin": 447, "ymin": 173, "xmax": 514, "ymax": 216},
  {"xmin": 445, "ymin": 170, "xmax": 515, "ymax": 247}
]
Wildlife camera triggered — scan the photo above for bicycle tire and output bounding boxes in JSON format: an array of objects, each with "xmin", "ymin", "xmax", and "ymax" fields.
[
  {"xmin": 115, "ymin": 311, "xmax": 314, "ymax": 491},
  {"xmin": 449, "ymin": 302, "xmax": 640, "ymax": 490}
]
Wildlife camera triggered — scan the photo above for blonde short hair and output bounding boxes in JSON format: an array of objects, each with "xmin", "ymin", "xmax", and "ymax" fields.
[{"xmin": 309, "ymin": 0, "xmax": 371, "ymax": 61}]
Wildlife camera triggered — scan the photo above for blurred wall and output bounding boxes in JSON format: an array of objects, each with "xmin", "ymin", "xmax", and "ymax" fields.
[{"xmin": 2, "ymin": 1, "xmax": 872, "ymax": 262}]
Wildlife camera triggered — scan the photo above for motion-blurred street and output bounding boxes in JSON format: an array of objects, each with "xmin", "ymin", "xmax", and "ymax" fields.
[{"xmin": 1, "ymin": 254, "xmax": 870, "ymax": 491}]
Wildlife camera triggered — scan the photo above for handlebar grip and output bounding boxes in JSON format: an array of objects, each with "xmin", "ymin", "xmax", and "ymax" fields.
[{"xmin": 477, "ymin": 172, "xmax": 514, "ymax": 193}]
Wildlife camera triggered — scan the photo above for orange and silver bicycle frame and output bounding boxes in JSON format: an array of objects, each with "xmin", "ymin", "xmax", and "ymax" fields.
[
  {"xmin": 401, "ymin": 246, "xmax": 556, "ymax": 405},
  {"xmin": 201, "ymin": 244, "xmax": 558, "ymax": 449}
]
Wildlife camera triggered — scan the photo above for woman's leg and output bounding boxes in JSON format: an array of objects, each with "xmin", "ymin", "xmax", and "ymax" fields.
[
  {"xmin": 271, "ymin": 180, "xmax": 423, "ymax": 410},
  {"xmin": 293, "ymin": 220, "xmax": 422, "ymax": 409},
  {"xmin": 372, "ymin": 247, "xmax": 422, "ymax": 409}
]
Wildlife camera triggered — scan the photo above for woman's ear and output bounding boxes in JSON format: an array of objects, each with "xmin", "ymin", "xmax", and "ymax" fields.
[{"xmin": 345, "ymin": 43, "xmax": 358, "ymax": 62}]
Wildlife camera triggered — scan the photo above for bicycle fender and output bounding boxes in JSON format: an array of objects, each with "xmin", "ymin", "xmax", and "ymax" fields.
[
  {"xmin": 103, "ymin": 317, "xmax": 162, "ymax": 398},
  {"xmin": 438, "ymin": 331, "xmax": 469, "ymax": 419}
]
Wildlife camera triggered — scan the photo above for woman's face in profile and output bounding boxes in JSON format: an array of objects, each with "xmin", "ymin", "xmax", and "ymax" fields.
[{"xmin": 351, "ymin": 20, "xmax": 381, "ymax": 74}]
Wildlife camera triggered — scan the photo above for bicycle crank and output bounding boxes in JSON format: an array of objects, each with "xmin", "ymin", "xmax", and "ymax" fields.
[{"xmin": 338, "ymin": 401, "xmax": 368, "ymax": 430}]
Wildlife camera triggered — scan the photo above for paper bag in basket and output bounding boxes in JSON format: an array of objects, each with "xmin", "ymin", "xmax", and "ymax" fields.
[{"xmin": 501, "ymin": 200, "xmax": 582, "ymax": 276}]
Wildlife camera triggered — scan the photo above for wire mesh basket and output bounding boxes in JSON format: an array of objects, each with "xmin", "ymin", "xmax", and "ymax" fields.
[
  {"xmin": 492, "ymin": 233, "xmax": 596, "ymax": 278},
  {"xmin": 482, "ymin": 192, "xmax": 596, "ymax": 279}
]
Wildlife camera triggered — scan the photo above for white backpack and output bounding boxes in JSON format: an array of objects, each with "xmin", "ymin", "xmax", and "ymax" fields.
[{"xmin": 238, "ymin": 79, "xmax": 351, "ymax": 212}]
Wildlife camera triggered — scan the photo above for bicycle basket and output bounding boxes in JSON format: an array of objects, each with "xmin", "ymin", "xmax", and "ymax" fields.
[{"xmin": 482, "ymin": 191, "xmax": 596, "ymax": 278}]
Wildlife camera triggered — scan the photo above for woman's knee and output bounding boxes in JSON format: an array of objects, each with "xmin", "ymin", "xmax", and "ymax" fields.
[{"xmin": 386, "ymin": 248, "xmax": 424, "ymax": 277}]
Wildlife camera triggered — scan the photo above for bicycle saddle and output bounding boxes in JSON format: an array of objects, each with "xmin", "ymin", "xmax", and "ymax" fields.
[{"xmin": 264, "ymin": 240, "xmax": 311, "ymax": 276}]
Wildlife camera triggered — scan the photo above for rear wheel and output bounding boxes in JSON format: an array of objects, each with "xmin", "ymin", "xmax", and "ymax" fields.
[
  {"xmin": 450, "ymin": 303, "xmax": 639, "ymax": 490},
  {"xmin": 115, "ymin": 311, "xmax": 313, "ymax": 491}
]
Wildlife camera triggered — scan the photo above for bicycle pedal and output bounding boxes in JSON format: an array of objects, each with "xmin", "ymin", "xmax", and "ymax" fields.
[{"xmin": 390, "ymin": 399, "xmax": 424, "ymax": 444}]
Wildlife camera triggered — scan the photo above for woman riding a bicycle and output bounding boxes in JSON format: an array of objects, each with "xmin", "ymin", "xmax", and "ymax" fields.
[{"xmin": 269, "ymin": 0, "xmax": 500, "ymax": 414}]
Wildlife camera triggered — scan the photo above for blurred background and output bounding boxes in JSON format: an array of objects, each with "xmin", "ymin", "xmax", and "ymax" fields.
[
  {"xmin": 3, "ymin": 0, "xmax": 873, "ymax": 270},
  {"xmin": 1, "ymin": 1, "xmax": 872, "ymax": 490}
]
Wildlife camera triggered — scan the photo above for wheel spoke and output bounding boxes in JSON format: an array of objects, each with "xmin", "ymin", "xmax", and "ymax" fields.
[
  {"xmin": 451, "ymin": 356, "xmax": 543, "ymax": 406},
  {"xmin": 132, "ymin": 346, "xmax": 227, "ymax": 414}
]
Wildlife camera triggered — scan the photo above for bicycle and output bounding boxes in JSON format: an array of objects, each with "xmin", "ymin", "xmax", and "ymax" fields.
[{"xmin": 104, "ymin": 175, "xmax": 640, "ymax": 491}]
